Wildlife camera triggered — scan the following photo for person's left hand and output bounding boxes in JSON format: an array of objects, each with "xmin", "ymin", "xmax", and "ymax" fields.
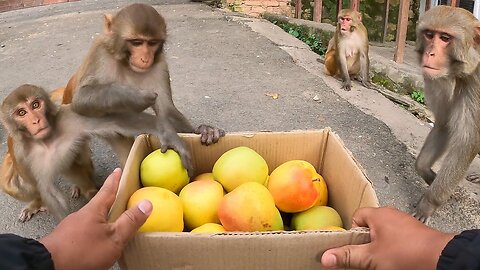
[{"xmin": 40, "ymin": 168, "xmax": 152, "ymax": 270}]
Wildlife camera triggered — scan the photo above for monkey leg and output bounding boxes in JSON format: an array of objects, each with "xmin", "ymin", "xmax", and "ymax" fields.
[
  {"xmin": 64, "ymin": 143, "xmax": 98, "ymax": 200},
  {"xmin": 106, "ymin": 134, "xmax": 135, "ymax": 167},
  {"xmin": 19, "ymin": 198, "xmax": 47, "ymax": 222},
  {"xmin": 413, "ymin": 143, "xmax": 478, "ymax": 224},
  {"xmin": 415, "ymin": 126, "xmax": 448, "ymax": 185}
]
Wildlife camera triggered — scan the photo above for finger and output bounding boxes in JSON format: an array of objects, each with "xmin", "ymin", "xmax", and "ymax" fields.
[
  {"xmin": 86, "ymin": 168, "xmax": 122, "ymax": 215},
  {"xmin": 114, "ymin": 199, "xmax": 152, "ymax": 246},
  {"xmin": 321, "ymin": 244, "xmax": 372, "ymax": 269},
  {"xmin": 351, "ymin": 207, "xmax": 377, "ymax": 228},
  {"xmin": 206, "ymin": 129, "xmax": 214, "ymax": 145},
  {"xmin": 213, "ymin": 128, "xmax": 220, "ymax": 143}
]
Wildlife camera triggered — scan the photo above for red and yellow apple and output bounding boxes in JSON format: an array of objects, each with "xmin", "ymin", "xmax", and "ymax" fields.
[
  {"xmin": 179, "ymin": 179, "xmax": 225, "ymax": 230},
  {"xmin": 218, "ymin": 182, "xmax": 281, "ymax": 232},
  {"xmin": 267, "ymin": 160, "xmax": 319, "ymax": 213}
]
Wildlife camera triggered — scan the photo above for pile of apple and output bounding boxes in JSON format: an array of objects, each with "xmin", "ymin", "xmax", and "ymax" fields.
[{"xmin": 128, "ymin": 146, "xmax": 345, "ymax": 233}]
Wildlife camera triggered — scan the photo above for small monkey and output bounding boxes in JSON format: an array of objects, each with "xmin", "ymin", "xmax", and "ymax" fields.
[
  {"xmin": 0, "ymin": 84, "xmax": 162, "ymax": 221},
  {"xmin": 324, "ymin": 9, "xmax": 370, "ymax": 91},
  {"xmin": 413, "ymin": 6, "xmax": 480, "ymax": 223}
]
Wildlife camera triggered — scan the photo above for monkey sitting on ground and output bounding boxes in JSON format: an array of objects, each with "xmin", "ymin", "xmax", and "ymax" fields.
[
  {"xmin": 323, "ymin": 9, "xmax": 370, "ymax": 91},
  {"xmin": 0, "ymin": 84, "xmax": 162, "ymax": 222},
  {"xmin": 51, "ymin": 3, "xmax": 224, "ymax": 175},
  {"xmin": 413, "ymin": 6, "xmax": 480, "ymax": 223}
]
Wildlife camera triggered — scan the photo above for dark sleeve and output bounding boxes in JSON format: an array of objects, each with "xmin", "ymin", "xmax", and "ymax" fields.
[
  {"xmin": 437, "ymin": 229, "xmax": 480, "ymax": 270},
  {"xmin": 0, "ymin": 233, "xmax": 54, "ymax": 270}
]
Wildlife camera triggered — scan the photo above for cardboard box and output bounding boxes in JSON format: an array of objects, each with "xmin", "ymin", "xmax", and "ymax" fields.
[{"xmin": 109, "ymin": 129, "xmax": 379, "ymax": 270}]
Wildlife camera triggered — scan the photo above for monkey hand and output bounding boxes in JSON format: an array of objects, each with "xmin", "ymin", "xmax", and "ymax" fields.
[
  {"xmin": 158, "ymin": 132, "xmax": 194, "ymax": 176},
  {"xmin": 194, "ymin": 124, "xmax": 226, "ymax": 145},
  {"xmin": 412, "ymin": 194, "xmax": 439, "ymax": 224},
  {"xmin": 133, "ymin": 90, "xmax": 158, "ymax": 112}
]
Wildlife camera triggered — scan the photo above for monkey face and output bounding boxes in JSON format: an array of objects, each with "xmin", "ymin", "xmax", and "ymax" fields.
[
  {"xmin": 339, "ymin": 16, "xmax": 353, "ymax": 34},
  {"xmin": 126, "ymin": 36, "xmax": 163, "ymax": 73},
  {"xmin": 13, "ymin": 98, "xmax": 52, "ymax": 140},
  {"xmin": 420, "ymin": 29, "xmax": 452, "ymax": 79}
]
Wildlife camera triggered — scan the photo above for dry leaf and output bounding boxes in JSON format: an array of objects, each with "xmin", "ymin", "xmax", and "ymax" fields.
[{"xmin": 265, "ymin": 92, "xmax": 279, "ymax": 99}]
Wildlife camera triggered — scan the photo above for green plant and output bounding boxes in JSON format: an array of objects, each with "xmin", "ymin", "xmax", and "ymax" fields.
[
  {"xmin": 410, "ymin": 89, "xmax": 425, "ymax": 104},
  {"xmin": 267, "ymin": 18, "xmax": 328, "ymax": 55}
]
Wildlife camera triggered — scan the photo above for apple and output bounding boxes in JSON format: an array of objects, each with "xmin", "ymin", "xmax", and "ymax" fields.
[
  {"xmin": 127, "ymin": 187, "xmax": 184, "ymax": 232},
  {"xmin": 179, "ymin": 179, "xmax": 225, "ymax": 230},
  {"xmin": 267, "ymin": 160, "xmax": 319, "ymax": 213},
  {"xmin": 192, "ymin": 172, "xmax": 215, "ymax": 182},
  {"xmin": 218, "ymin": 182, "xmax": 279, "ymax": 232},
  {"xmin": 291, "ymin": 206, "xmax": 343, "ymax": 231},
  {"xmin": 190, "ymin": 223, "xmax": 226, "ymax": 233},
  {"xmin": 313, "ymin": 173, "xmax": 328, "ymax": 206},
  {"xmin": 140, "ymin": 149, "xmax": 189, "ymax": 194},
  {"xmin": 213, "ymin": 146, "xmax": 268, "ymax": 192}
]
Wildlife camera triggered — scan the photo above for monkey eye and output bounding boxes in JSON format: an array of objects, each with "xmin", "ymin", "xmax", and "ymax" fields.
[
  {"xmin": 31, "ymin": 100, "xmax": 41, "ymax": 109},
  {"xmin": 147, "ymin": 39, "xmax": 161, "ymax": 46},
  {"xmin": 127, "ymin": 39, "xmax": 145, "ymax": 47},
  {"xmin": 16, "ymin": 109, "xmax": 27, "ymax": 117},
  {"xmin": 424, "ymin": 31, "xmax": 434, "ymax": 40},
  {"xmin": 440, "ymin": 34, "xmax": 451, "ymax": 43}
]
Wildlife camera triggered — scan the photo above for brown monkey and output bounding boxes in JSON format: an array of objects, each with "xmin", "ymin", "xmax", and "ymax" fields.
[
  {"xmin": 58, "ymin": 3, "xmax": 224, "ymax": 174},
  {"xmin": 413, "ymin": 6, "xmax": 480, "ymax": 223},
  {"xmin": 0, "ymin": 84, "xmax": 162, "ymax": 221},
  {"xmin": 324, "ymin": 9, "xmax": 370, "ymax": 91}
]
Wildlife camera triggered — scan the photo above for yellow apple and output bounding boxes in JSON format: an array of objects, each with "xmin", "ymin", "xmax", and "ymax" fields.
[
  {"xmin": 291, "ymin": 206, "xmax": 343, "ymax": 231},
  {"xmin": 192, "ymin": 172, "xmax": 215, "ymax": 182},
  {"xmin": 190, "ymin": 223, "xmax": 226, "ymax": 233},
  {"xmin": 179, "ymin": 179, "xmax": 225, "ymax": 230},
  {"xmin": 267, "ymin": 160, "xmax": 319, "ymax": 213},
  {"xmin": 218, "ymin": 182, "xmax": 279, "ymax": 232},
  {"xmin": 127, "ymin": 187, "xmax": 184, "ymax": 232},
  {"xmin": 140, "ymin": 149, "xmax": 189, "ymax": 194},
  {"xmin": 213, "ymin": 146, "xmax": 268, "ymax": 192},
  {"xmin": 313, "ymin": 173, "xmax": 328, "ymax": 206}
]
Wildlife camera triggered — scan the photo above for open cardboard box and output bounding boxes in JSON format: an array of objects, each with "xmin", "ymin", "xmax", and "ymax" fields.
[{"xmin": 109, "ymin": 128, "xmax": 379, "ymax": 270}]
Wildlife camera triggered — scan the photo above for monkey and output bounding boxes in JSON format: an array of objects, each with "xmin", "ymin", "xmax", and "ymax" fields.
[
  {"xmin": 413, "ymin": 6, "xmax": 480, "ymax": 223},
  {"xmin": 323, "ymin": 9, "xmax": 370, "ymax": 91},
  {"xmin": 56, "ymin": 3, "xmax": 224, "ymax": 175},
  {"xmin": 0, "ymin": 84, "xmax": 165, "ymax": 221}
]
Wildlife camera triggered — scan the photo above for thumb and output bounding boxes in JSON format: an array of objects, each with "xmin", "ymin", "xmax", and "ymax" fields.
[
  {"xmin": 114, "ymin": 200, "xmax": 152, "ymax": 245},
  {"xmin": 321, "ymin": 244, "xmax": 372, "ymax": 269}
]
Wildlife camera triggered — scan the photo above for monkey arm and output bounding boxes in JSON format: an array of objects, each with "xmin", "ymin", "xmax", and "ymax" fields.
[
  {"xmin": 337, "ymin": 48, "xmax": 352, "ymax": 91},
  {"xmin": 71, "ymin": 80, "xmax": 158, "ymax": 117}
]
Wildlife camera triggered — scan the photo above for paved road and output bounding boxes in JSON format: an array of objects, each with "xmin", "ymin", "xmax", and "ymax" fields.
[{"xmin": 0, "ymin": 0, "xmax": 479, "ymax": 246}]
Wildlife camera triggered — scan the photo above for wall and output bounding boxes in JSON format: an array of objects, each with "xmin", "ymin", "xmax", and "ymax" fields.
[
  {"xmin": 0, "ymin": 0, "xmax": 78, "ymax": 13},
  {"xmin": 225, "ymin": 0, "xmax": 293, "ymax": 17}
]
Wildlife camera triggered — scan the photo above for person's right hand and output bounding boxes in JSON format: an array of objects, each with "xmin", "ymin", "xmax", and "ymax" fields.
[{"xmin": 321, "ymin": 207, "xmax": 455, "ymax": 270}]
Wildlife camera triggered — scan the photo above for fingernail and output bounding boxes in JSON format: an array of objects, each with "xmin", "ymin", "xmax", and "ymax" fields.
[
  {"xmin": 323, "ymin": 254, "xmax": 337, "ymax": 268},
  {"xmin": 113, "ymin": 167, "xmax": 122, "ymax": 173},
  {"xmin": 137, "ymin": 200, "xmax": 153, "ymax": 215}
]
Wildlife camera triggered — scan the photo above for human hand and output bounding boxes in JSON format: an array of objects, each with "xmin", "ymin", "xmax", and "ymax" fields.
[
  {"xmin": 40, "ymin": 168, "xmax": 152, "ymax": 270},
  {"xmin": 320, "ymin": 207, "xmax": 455, "ymax": 270}
]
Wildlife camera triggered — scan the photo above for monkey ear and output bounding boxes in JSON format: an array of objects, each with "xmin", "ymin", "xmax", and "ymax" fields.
[
  {"xmin": 474, "ymin": 26, "xmax": 480, "ymax": 45},
  {"xmin": 103, "ymin": 14, "xmax": 114, "ymax": 34},
  {"xmin": 356, "ymin": 11, "xmax": 362, "ymax": 22}
]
